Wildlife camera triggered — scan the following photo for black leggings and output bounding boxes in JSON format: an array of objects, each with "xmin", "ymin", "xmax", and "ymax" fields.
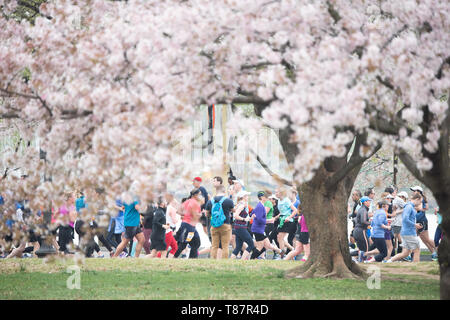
[
  {"xmin": 106, "ymin": 219, "xmax": 119, "ymax": 248},
  {"xmin": 58, "ymin": 225, "xmax": 74, "ymax": 253},
  {"xmin": 287, "ymin": 220, "xmax": 297, "ymax": 252},
  {"xmin": 353, "ymin": 227, "xmax": 369, "ymax": 252},
  {"xmin": 267, "ymin": 223, "xmax": 280, "ymax": 247},
  {"xmin": 174, "ymin": 222, "xmax": 200, "ymax": 259},
  {"xmin": 114, "ymin": 233, "xmax": 128, "ymax": 253},
  {"xmin": 232, "ymin": 227, "xmax": 255, "ymax": 256},
  {"xmin": 372, "ymin": 237, "xmax": 388, "ymax": 262},
  {"xmin": 76, "ymin": 220, "xmax": 113, "ymax": 256}
]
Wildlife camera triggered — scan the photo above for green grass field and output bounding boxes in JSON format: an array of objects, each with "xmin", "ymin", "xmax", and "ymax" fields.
[{"xmin": 0, "ymin": 258, "xmax": 440, "ymax": 300}]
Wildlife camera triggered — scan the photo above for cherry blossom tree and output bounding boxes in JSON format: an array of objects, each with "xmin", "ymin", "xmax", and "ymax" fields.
[{"xmin": 0, "ymin": 0, "xmax": 449, "ymax": 298}]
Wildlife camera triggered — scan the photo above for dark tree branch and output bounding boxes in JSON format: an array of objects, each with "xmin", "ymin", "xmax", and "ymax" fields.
[
  {"xmin": 0, "ymin": 87, "xmax": 53, "ymax": 117},
  {"xmin": 212, "ymin": 94, "xmax": 274, "ymax": 108},
  {"xmin": 60, "ymin": 109, "xmax": 93, "ymax": 120},
  {"xmin": 17, "ymin": 0, "xmax": 52, "ymax": 20},
  {"xmin": 436, "ymin": 56, "xmax": 450, "ymax": 79},
  {"xmin": 17, "ymin": 0, "xmax": 41, "ymax": 13},
  {"xmin": 1, "ymin": 87, "xmax": 40, "ymax": 100},
  {"xmin": 325, "ymin": 133, "xmax": 382, "ymax": 189},
  {"xmin": 327, "ymin": 1, "xmax": 341, "ymax": 24},
  {"xmin": 376, "ymin": 75, "xmax": 395, "ymax": 91},
  {"xmin": 397, "ymin": 150, "xmax": 435, "ymax": 188},
  {"xmin": 249, "ymin": 148, "xmax": 293, "ymax": 186},
  {"xmin": 368, "ymin": 116, "xmax": 398, "ymax": 136},
  {"xmin": 0, "ymin": 112, "xmax": 20, "ymax": 119},
  {"xmin": 241, "ymin": 62, "xmax": 274, "ymax": 70},
  {"xmin": 381, "ymin": 24, "xmax": 408, "ymax": 52},
  {"xmin": 14, "ymin": 137, "xmax": 23, "ymax": 153},
  {"xmin": 367, "ymin": 102, "xmax": 413, "ymax": 137}
]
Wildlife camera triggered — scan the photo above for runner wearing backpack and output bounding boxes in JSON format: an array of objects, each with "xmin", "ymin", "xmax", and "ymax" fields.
[{"xmin": 205, "ymin": 185, "xmax": 234, "ymax": 259}]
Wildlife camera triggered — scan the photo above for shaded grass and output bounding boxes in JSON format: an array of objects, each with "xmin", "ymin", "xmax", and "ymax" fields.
[{"xmin": 0, "ymin": 259, "xmax": 440, "ymax": 300}]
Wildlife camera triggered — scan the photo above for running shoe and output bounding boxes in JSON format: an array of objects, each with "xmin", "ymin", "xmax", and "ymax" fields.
[
  {"xmin": 402, "ymin": 255, "xmax": 412, "ymax": 262},
  {"xmin": 257, "ymin": 256, "xmax": 265, "ymax": 260},
  {"xmin": 358, "ymin": 251, "xmax": 365, "ymax": 263},
  {"xmin": 300, "ymin": 258, "xmax": 307, "ymax": 262},
  {"xmin": 272, "ymin": 253, "xmax": 279, "ymax": 260},
  {"xmin": 431, "ymin": 252, "xmax": 438, "ymax": 261},
  {"xmin": 384, "ymin": 259, "xmax": 393, "ymax": 263},
  {"xmin": 97, "ymin": 253, "xmax": 105, "ymax": 258},
  {"xmin": 364, "ymin": 257, "xmax": 376, "ymax": 263},
  {"xmin": 119, "ymin": 252, "xmax": 128, "ymax": 258}
]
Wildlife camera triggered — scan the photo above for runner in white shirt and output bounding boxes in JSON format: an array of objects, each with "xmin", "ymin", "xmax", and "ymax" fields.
[{"xmin": 159, "ymin": 194, "xmax": 180, "ymax": 259}]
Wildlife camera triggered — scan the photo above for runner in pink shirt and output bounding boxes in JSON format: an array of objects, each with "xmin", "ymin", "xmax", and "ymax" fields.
[
  {"xmin": 56, "ymin": 192, "xmax": 77, "ymax": 254},
  {"xmin": 174, "ymin": 189, "xmax": 203, "ymax": 259},
  {"xmin": 284, "ymin": 206, "xmax": 310, "ymax": 261}
]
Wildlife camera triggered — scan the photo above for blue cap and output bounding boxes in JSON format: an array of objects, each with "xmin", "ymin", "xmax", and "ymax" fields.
[{"xmin": 360, "ymin": 196, "xmax": 372, "ymax": 204}]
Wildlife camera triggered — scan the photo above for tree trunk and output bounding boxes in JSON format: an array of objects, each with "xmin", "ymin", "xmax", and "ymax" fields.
[
  {"xmin": 397, "ymin": 159, "xmax": 450, "ymax": 299},
  {"xmin": 434, "ymin": 194, "xmax": 450, "ymax": 299},
  {"xmin": 253, "ymin": 106, "xmax": 376, "ymax": 280},
  {"xmin": 286, "ymin": 164, "xmax": 365, "ymax": 279}
]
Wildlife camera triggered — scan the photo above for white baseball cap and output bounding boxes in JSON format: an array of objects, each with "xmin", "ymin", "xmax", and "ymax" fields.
[
  {"xmin": 233, "ymin": 179, "xmax": 245, "ymax": 187},
  {"xmin": 398, "ymin": 191, "xmax": 409, "ymax": 199},
  {"xmin": 385, "ymin": 194, "xmax": 395, "ymax": 199},
  {"xmin": 410, "ymin": 186, "xmax": 423, "ymax": 193},
  {"xmin": 236, "ymin": 190, "xmax": 251, "ymax": 198}
]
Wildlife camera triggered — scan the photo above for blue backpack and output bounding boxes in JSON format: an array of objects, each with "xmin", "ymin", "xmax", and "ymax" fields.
[{"xmin": 210, "ymin": 197, "xmax": 227, "ymax": 228}]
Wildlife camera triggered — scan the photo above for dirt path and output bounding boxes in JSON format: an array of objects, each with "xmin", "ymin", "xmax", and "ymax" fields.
[{"xmin": 360, "ymin": 262, "xmax": 439, "ymax": 281}]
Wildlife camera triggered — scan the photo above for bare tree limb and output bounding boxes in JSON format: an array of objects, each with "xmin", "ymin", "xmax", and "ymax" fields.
[
  {"xmin": 249, "ymin": 148, "xmax": 293, "ymax": 186},
  {"xmin": 325, "ymin": 133, "xmax": 382, "ymax": 189},
  {"xmin": 60, "ymin": 109, "xmax": 93, "ymax": 120},
  {"xmin": 1, "ymin": 87, "xmax": 53, "ymax": 117},
  {"xmin": 436, "ymin": 56, "xmax": 450, "ymax": 79},
  {"xmin": 0, "ymin": 112, "xmax": 20, "ymax": 119},
  {"xmin": 397, "ymin": 150, "xmax": 436, "ymax": 188},
  {"xmin": 381, "ymin": 24, "xmax": 408, "ymax": 52}
]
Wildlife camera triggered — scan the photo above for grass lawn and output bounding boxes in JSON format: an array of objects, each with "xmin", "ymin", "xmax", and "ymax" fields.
[{"xmin": 0, "ymin": 258, "xmax": 440, "ymax": 300}]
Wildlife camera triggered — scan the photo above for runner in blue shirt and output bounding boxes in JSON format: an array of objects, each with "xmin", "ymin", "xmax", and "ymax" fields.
[
  {"xmin": 112, "ymin": 195, "xmax": 145, "ymax": 258},
  {"xmin": 410, "ymin": 186, "xmax": 437, "ymax": 259}
]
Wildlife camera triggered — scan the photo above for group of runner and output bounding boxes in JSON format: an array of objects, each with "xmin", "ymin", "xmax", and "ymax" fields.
[
  {"xmin": 348, "ymin": 185, "xmax": 442, "ymax": 263},
  {"xmin": 0, "ymin": 176, "xmax": 310, "ymax": 261},
  {"xmin": 0, "ymin": 177, "xmax": 442, "ymax": 263}
]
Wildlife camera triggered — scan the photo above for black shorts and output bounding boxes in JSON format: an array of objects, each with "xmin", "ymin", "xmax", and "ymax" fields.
[
  {"xmin": 200, "ymin": 213, "xmax": 208, "ymax": 227},
  {"xmin": 278, "ymin": 221, "xmax": 292, "ymax": 233},
  {"xmin": 296, "ymin": 232, "xmax": 309, "ymax": 245},
  {"xmin": 288, "ymin": 219, "xmax": 298, "ymax": 234},
  {"xmin": 150, "ymin": 238, "xmax": 166, "ymax": 251},
  {"xmin": 254, "ymin": 232, "xmax": 266, "ymax": 242},
  {"xmin": 5, "ymin": 233, "xmax": 13, "ymax": 243},
  {"xmin": 265, "ymin": 223, "xmax": 275, "ymax": 236},
  {"xmin": 23, "ymin": 246, "xmax": 34, "ymax": 254},
  {"xmin": 417, "ymin": 219, "xmax": 428, "ymax": 234},
  {"xmin": 124, "ymin": 226, "xmax": 142, "ymax": 240},
  {"xmin": 29, "ymin": 230, "xmax": 40, "ymax": 243}
]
